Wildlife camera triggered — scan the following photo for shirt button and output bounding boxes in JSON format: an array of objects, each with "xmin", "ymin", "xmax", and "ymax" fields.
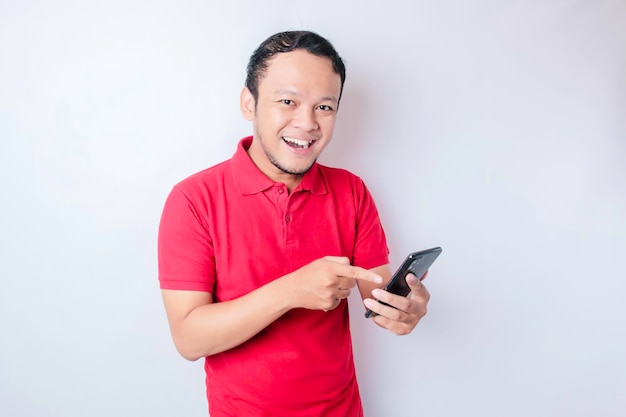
[
  {"xmin": 285, "ymin": 214, "xmax": 291, "ymax": 223},
  {"xmin": 277, "ymin": 188, "xmax": 284, "ymax": 194}
]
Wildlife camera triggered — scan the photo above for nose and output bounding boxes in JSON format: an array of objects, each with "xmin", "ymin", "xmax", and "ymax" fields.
[{"xmin": 292, "ymin": 107, "xmax": 319, "ymax": 131}]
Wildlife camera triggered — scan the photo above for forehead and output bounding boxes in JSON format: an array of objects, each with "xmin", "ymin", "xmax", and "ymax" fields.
[{"xmin": 258, "ymin": 49, "xmax": 341, "ymax": 96}]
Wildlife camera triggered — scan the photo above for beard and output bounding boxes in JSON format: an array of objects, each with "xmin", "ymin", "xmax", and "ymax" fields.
[{"xmin": 261, "ymin": 141, "xmax": 317, "ymax": 176}]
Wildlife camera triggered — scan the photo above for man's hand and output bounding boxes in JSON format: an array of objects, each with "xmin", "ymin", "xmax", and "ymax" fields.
[
  {"xmin": 363, "ymin": 272, "xmax": 430, "ymax": 335},
  {"xmin": 286, "ymin": 256, "xmax": 383, "ymax": 311}
]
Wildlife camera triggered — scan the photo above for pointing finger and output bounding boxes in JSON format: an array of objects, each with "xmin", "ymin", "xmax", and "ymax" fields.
[
  {"xmin": 338, "ymin": 265, "xmax": 383, "ymax": 284},
  {"xmin": 323, "ymin": 256, "xmax": 351, "ymax": 265}
]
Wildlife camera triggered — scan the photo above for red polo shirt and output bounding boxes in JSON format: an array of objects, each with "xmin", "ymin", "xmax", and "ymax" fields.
[{"xmin": 158, "ymin": 137, "xmax": 389, "ymax": 417}]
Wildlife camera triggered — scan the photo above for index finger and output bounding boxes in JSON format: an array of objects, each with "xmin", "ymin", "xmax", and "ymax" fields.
[
  {"xmin": 323, "ymin": 256, "xmax": 351, "ymax": 265},
  {"xmin": 338, "ymin": 264, "xmax": 383, "ymax": 284}
]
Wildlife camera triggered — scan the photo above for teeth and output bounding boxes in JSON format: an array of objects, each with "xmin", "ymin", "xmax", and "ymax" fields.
[{"xmin": 283, "ymin": 136, "xmax": 313, "ymax": 148}]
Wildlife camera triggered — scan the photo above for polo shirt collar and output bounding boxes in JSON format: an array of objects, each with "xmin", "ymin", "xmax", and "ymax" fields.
[{"xmin": 231, "ymin": 136, "xmax": 327, "ymax": 196}]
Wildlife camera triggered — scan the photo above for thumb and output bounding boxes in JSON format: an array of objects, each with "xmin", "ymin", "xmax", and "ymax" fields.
[{"xmin": 406, "ymin": 273, "xmax": 424, "ymax": 291}]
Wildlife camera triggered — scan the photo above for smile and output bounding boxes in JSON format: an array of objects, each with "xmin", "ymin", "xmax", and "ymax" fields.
[{"xmin": 282, "ymin": 136, "xmax": 315, "ymax": 149}]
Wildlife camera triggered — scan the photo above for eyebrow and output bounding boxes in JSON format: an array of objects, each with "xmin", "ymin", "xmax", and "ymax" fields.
[{"xmin": 274, "ymin": 89, "xmax": 339, "ymax": 104}]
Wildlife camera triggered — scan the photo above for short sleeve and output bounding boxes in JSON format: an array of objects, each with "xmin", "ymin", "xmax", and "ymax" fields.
[
  {"xmin": 352, "ymin": 178, "xmax": 390, "ymax": 270},
  {"xmin": 158, "ymin": 186, "xmax": 215, "ymax": 292}
]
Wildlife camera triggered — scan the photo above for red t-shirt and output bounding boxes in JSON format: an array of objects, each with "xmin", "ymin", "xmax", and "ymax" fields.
[{"xmin": 158, "ymin": 137, "xmax": 389, "ymax": 416}]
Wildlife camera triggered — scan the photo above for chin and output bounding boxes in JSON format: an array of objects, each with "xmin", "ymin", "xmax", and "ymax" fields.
[{"xmin": 275, "ymin": 160, "xmax": 316, "ymax": 176}]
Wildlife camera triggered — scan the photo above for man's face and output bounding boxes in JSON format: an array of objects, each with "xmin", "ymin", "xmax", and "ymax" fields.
[{"xmin": 241, "ymin": 49, "xmax": 342, "ymax": 182}]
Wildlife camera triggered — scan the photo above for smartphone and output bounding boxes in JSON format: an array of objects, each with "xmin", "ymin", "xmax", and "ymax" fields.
[{"xmin": 365, "ymin": 247, "xmax": 442, "ymax": 318}]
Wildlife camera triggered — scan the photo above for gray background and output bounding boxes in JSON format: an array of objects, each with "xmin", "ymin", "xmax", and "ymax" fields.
[{"xmin": 1, "ymin": 1, "xmax": 625, "ymax": 416}]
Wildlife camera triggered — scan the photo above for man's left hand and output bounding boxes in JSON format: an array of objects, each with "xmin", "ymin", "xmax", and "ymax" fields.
[{"xmin": 363, "ymin": 272, "xmax": 430, "ymax": 335}]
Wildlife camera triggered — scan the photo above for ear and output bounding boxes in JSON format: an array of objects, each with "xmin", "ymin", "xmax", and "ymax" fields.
[{"xmin": 240, "ymin": 87, "xmax": 256, "ymax": 121}]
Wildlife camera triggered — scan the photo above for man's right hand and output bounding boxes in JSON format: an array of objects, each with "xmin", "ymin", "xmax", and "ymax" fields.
[{"xmin": 284, "ymin": 256, "xmax": 383, "ymax": 311}]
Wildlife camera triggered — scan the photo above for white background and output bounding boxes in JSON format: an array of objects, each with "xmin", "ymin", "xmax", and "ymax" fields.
[{"xmin": 1, "ymin": 1, "xmax": 625, "ymax": 416}]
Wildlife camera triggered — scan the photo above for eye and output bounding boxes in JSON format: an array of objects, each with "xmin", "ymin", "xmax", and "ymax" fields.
[
  {"xmin": 280, "ymin": 99, "xmax": 294, "ymax": 105},
  {"xmin": 317, "ymin": 104, "xmax": 335, "ymax": 112}
]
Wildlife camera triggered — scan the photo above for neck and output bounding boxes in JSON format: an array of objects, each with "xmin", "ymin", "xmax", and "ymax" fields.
[{"xmin": 246, "ymin": 140, "xmax": 304, "ymax": 192}]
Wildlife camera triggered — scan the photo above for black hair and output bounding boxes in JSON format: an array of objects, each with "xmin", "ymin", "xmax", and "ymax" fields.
[{"xmin": 245, "ymin": 30, "xmax": 346, "ymax": 102}]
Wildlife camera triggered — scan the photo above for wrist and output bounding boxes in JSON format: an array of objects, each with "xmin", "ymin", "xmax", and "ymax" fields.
[{"xmin": 267, "ymin": 272, "xmax": 300, "ymax": 312}]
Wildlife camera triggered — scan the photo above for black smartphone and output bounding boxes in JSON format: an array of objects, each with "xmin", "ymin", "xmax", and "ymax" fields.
[{"xmin": 365, "ymin": 247, "xmax": 442, "ymax": 318}]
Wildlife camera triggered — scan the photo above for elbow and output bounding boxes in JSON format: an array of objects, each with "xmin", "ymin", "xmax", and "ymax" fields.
[
  {"xmin": 178, "ymin": 349, "xmax": 202, "ymax": 362},
  {"xmin": 172, "ymin": 338, "xmax": 208, "ymax": 361},
  {"xmin": 176, "ymin": 344, "xmax": 205, "ymax": 362},
  {"xmin": 173, "ymin": 337, "xmax": 225, "ymax": 360},
  {"xmin": 181, "ymin": 352, "xmax": 203, "ymax": 362}
]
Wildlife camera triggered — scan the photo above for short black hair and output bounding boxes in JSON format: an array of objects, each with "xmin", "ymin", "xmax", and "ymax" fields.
[{"xmin": 245, "ymin": 30, "xmax": 346, "ymax": 103}]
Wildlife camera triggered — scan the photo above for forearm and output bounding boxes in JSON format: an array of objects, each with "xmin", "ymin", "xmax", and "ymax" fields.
[
  {"xmin": 164, "ymin": 277, "xmax": 294, "ymax": 360},
  {"xmin": 164, "ymin": 257, "xmax": 383, "ymax": 360}
]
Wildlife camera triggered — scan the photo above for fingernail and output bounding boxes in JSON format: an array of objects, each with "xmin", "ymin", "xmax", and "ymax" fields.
[
  {"xmin": 373, "ymin": 274, "xmax": 383, "ymax": 284},
  {"xmin": 364, "ymin": 299, "xmax": 375, "ymax": 308},
  {"xmin": 372, "ymin": 289, "xmax": 383, "ymax": 298}
]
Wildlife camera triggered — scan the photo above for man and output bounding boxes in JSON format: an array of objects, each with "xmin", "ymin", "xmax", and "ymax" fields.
[{"xmin": 158, "ymin": 30, "xmax": 430, "ymax": 417}]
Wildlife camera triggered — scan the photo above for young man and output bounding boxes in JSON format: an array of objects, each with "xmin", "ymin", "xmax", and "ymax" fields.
[{"xmin": 158, "ymin": 31, "xmax": 430, "ymax": 417}]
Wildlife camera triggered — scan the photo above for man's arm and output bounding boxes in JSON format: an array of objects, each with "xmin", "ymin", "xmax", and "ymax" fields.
[
  {"xmin": 162, "ymin": 279, "xmax": 292, "ymax": 361},
  {"xmin": 162, "ymin": 256, "xmax": 383, "ymax": 361},
  {"xmin": 358, "ymin": 264, "xmax": 431, "ymax": 335}
]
